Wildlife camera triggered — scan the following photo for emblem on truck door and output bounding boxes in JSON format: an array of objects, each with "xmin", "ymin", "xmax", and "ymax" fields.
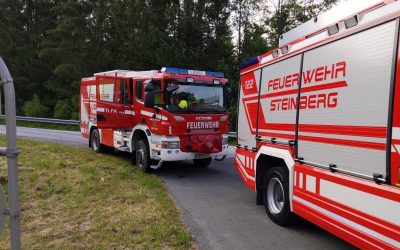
[{"xmin": 195, "ymin": 116, "xmax": 212, "ymax": 121}]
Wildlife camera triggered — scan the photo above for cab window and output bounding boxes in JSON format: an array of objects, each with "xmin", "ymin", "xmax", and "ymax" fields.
[
  {"xmin": 98, "ymin": 78, "xmax": 115, "ymax": 102},
  {"xmin": 118, "ymin": 79, "xmax": 129, "ymax": 105},
  {"xmin": 153, "ymin": 80, "xmax": 162, "ymax": 106},
  {"xmin": 136, "ymin": 80, "xmax": 143, "ymax": 101}
]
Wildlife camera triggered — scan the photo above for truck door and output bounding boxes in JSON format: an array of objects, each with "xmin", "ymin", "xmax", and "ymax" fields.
[
  {"xmin": 96, "ymin": 77, "xmax": 134, "ymax": 129},
  {"xmin": 391, "ymin": 28, "xmax": 400, "ymax": 187},
  {"xmin": 237, "ymin": 70, "xmax": 261, "ymax": 150}
]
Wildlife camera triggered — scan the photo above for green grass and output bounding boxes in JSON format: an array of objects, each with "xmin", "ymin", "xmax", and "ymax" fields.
[
  {"xmin": 0, "ymin": 120, "xmax": 80, "ymax": 131},
  {"xmin": 0, "ymin": 137, "xmax": 193, "ymax": 249}
]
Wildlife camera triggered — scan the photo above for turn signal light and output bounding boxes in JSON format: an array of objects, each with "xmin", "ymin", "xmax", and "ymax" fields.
[
  {"xmin": 345, "ymin": 15, "xmax": 358, "ymax": 29},
  {"xmin": 327, "ymin": 23, "xmax": 339, "ymax": 35}
]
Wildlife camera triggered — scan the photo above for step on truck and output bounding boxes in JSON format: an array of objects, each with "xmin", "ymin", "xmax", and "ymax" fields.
[
  {"xmin": 236, "ymin": 0, "xmax": 400, "ymax": 248},
  {"xmin": 80, "ymin": 67, "xmax": 231, "ymax": 172}
]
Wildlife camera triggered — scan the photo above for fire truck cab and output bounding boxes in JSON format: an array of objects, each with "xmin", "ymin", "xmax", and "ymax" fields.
[
  {"xmin": 236, "ymin": 0, "xmax": 400, "ymax": 248},
  {"xmin": 80, "ymin": 67, "xmax": 230, "ymax": 172}
]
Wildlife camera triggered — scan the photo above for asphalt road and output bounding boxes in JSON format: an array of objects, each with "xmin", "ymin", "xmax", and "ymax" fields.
[{"xmin": 0, "ymin": 125, "xmax": 354, "ymax": 249}]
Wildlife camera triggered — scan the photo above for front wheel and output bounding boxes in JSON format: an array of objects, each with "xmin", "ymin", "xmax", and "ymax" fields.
[
  {"xmin": 193, "ymin": 157, "xmax": 212, "ymax": 167},
  {"xmin": 262, "ymin": 167, "xmax": 293, "ymax": 226},
  {"xmin": 136, "ymin": 139, "xmax": 151, "ymax": 173},
  {"xmin": 90, "ymin": 129, "xmax": 103, "ymax": 153}
]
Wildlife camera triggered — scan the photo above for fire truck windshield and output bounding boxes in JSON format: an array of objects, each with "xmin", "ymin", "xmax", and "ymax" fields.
[{"xmin": 166, "ymin": 83, "xmax": 226, "ymax": 113}]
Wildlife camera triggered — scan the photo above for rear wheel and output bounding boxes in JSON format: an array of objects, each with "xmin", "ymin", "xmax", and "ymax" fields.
[
  {"xmin": 90, "ymin": 129, "xmax": 103, "ymax": 153},
  {"xmin": 262, "ymin": 167, "xmax": 293, "ymax": 226},
  {"xmin": 136, "ymin": 139, "xmax": 151, "ymax": 173},
  {"xmin": 193, "ymin": 157, "xmax": 212, "ymax": 167}
]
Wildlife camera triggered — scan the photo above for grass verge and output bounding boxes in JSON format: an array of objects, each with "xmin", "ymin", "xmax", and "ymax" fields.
[
  {"xmin": 0, "ymin": 120, "xmax": 80, "ymax": 131},
  {"xmin": 0, "ymin": 137, "xmax": 193, "ymax": 249}
]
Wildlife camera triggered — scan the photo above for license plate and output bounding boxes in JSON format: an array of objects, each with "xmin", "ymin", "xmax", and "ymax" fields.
[{"xmin": 195, "ymin": 154, "xmax": 208, "ymax": 159}]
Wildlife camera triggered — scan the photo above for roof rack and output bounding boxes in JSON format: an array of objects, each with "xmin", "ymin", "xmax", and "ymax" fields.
[
  {"xmin": 255, "ymin": 0, "xmax": 399, "ymax": 66},
  {"xmin": 94, "ymin": 69, "xmax": 160, "ymax": 78}
]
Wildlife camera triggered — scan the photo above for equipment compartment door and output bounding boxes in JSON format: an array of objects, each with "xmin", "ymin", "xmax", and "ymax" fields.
[
  {"xmin": 297, "ymin": 20, "xmax": 398, "ymax": 180},
  {"xmin": 96, "ymin": 77, "xmax": 134, "ymax": 129},
  {"xmin": 257, "ymin": 54, "xmax": 302, "ymax": 143}
]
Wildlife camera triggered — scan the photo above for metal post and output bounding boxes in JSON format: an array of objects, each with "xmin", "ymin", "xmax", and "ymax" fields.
[
  {"xmin": 0, "ymin": 88, "xmax": 3, "ymax": 116},
  {"xmin": 0, "ymin": 57, "xmax": 21, "ymax": 250}
]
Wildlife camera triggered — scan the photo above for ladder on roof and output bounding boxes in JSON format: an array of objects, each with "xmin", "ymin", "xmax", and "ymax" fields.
[
  {"xmin": 94, "ymin": 69, "xmax": 160, "ymax": 78},
  {"xmin": 279, "ymin": 0, "xmax": 390, "ymax": 46}
]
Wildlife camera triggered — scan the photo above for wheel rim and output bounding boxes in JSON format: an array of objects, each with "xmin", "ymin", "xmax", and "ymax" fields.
[
  {"xmin": 267, "ymin": 177, "xmax": 285, "ymax": 214},
  {"xmin": 136, "ymin": 143, "xmax": 145, "ymax": 168},
  {"xmin": 92, "ymin": 133, "xmax": 98, "ymax": 151}
]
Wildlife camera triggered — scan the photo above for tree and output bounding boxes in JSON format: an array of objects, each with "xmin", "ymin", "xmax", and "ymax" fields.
[
  {"xmin": 40, "ymin": 0, "xmax": 92, "ymax": 105},
  {"xmin": 0, "ymin": 0, "xmax": 58, "ymax": 113},
  {"xmin": 0, "ymin": 0, "xmax": 340, "ymax": 123},
  {"xmin": 23, "ymin": 95, "xmax": 49, "ymax": 117},
  {"xmin": 53, "ymin": 99, "xmax": 71, "ymax": 119},
  {"xmin": 264, "ymin": 0, "xmax": 339, "ymax": 48},
  {"xmin": 231, "ymin": 0, "xmax": 262, "ymax": 63}
]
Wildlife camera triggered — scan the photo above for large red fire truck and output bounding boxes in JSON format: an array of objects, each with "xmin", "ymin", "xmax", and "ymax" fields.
[
  {"xmin": 80, "ymin": 67, "xmax": 230, "ymax": 172},
  {"xmin": 236, "ymin": 0, "xmax": 400, "ymax": 248}
]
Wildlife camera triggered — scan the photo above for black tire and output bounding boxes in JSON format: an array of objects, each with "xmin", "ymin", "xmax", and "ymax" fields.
[
  {"xmin": 256, "ymin": 188, "xmax": 263, "ymax": 205},
  {"xmin": 90, "ymin": 129, "xmax": 103, "ymax": 153},
  {"xmin": 193, "ymin": 157, "xmax": 212, "ymax": 167},
  {"xmin": 262, "ymin": 167, "xmax": 293, "ymax": 226},
  {"xmin": 136, "ymin": 139, "xmax": 151, "ymax": 173},
  {"xmin": 131, "ymin": 140, "xmax": 137, "ymax": 165}
]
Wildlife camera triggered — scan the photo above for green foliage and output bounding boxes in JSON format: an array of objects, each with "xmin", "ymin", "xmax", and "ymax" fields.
[
  {"xmin": 70, "ymin": 95, "xmax": 79, "ymax": 120},
  {"xmin": 53, "ymin": 99, "xmax": 71, "ymax": 119},
  {"xmin": 0, "ymin": 0, "xmax": 339, "ymax": 126},
  {"xmin": 229, "ymin": 99, "xmax": 238, "ymax": 131},
  {"xmin": 22, "ymin": 95, "xmax": 49, "ymax": 118},
  {"xmin": 264, "ymin": 0, "xmax": 339, "ymax": 48}
]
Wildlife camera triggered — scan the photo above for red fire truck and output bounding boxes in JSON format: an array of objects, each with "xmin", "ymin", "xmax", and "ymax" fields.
[
  {"xmin": 236, "ymin": 0, "xmax": 400, "ymax": 248},
  {"xmin": 80, "ymin": 67, "xmax": 230, "ymax": 172}
]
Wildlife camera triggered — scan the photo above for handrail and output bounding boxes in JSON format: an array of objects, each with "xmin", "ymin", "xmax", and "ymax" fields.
[{"xmin": 0, "ymin": 57, "xmax": 21, "ymax": 250}]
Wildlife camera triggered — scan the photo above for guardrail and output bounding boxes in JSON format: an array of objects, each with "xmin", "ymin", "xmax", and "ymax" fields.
[
  {"xmin": 0, "ymin": 115, "xmax": 79, "ymax": 125},
  {"xmin": 0, "ymin": 115, "xmax": 238, "ymax": 138}
]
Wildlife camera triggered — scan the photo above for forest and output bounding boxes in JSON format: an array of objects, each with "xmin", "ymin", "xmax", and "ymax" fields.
[{"xmin": 0, "ymin": 0, "xmax": 337, "ymax": 127}]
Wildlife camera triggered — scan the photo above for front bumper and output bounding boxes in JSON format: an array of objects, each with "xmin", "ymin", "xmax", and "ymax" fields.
[{"xmin": 155, "ymin": 144, "xmax": 230, "ymax": 161}]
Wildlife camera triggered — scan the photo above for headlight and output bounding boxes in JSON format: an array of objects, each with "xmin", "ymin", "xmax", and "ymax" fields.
[
  {"xmin": 161, "ymin": 141, "xmax": 180, "ymax": 149},
  {"xmin": 222, "ymin": 138, "xmax": 228, "ymax": 145}
]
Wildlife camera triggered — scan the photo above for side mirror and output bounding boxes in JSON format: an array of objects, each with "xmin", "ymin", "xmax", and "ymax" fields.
[
  {"xmin": 144, "ymin": 81, "xmax": 154, "ymax": 92},
  {"xmin": 167, "ymin": 84, "xmax": 179, "ymax": 93},
  {"xmin": 144, "ymin": 81, "xmax": 155, "ymax": 108},
  {"xmin": 226, "ymin": 87, "xmax": 232, "ymax": 108},
  {"xmin": 144, "ymin": 92, "xmax": 155, "ymax": 108}
]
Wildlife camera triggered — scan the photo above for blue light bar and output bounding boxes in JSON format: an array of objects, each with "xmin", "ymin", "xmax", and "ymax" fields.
[
  {"xmin": 161, "ymin": 67, "xmax": 188, "ymax": 74},
  {"xmin": 240, "ymin": 56, "xmax": 260, "ymax": 70},
  {"xmin": 161, "ymin": 67, "xmax": 224, "ymax": 78},
  {"xmin": 206, "ymin": 71, "xmax": 225, "ymax": 78}
]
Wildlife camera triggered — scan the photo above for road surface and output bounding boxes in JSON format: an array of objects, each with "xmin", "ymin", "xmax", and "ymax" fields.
[{"xmin": 0, "ymin": 126, "xmax": 353, "ymax": 249}]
